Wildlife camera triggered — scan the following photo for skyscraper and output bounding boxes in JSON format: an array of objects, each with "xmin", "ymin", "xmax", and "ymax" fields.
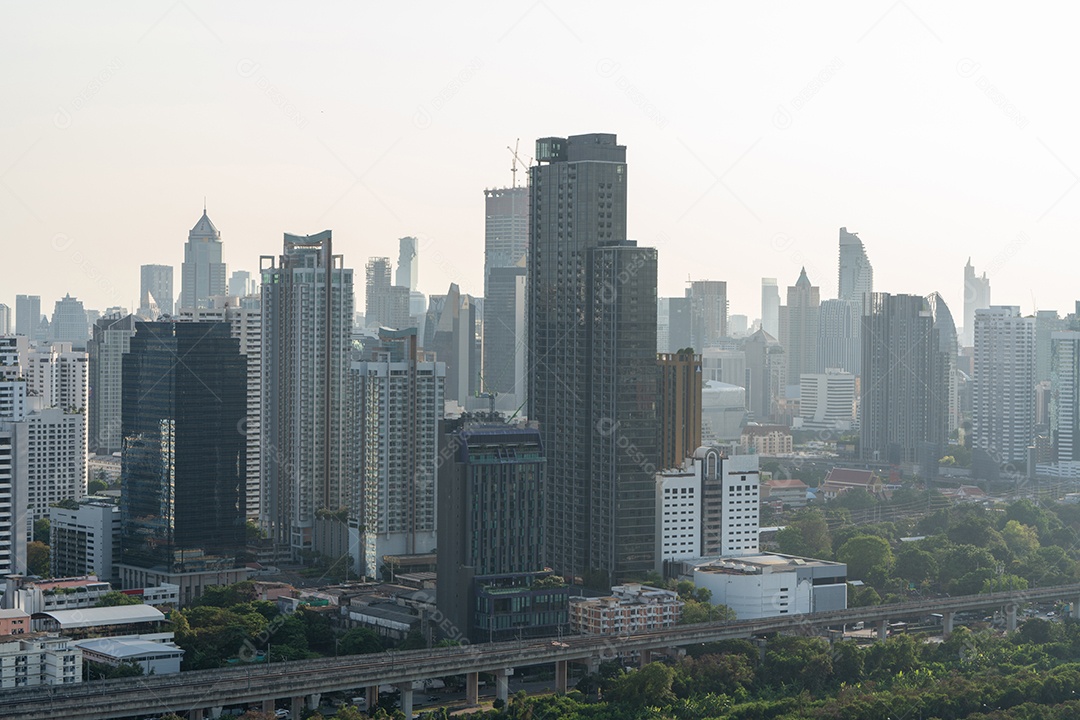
[
  {"xmin": 657, "ymin": 297, "xmax": 693, "ymax": 354},
  {"xmin": 658, "ymin": 351, "xmax": 702, "ymax": 471},
  {"xmin": 1036, "ymin": 310, "xmax": 1065, "ymax": 384},
  {"xmin": 528, "ymin": 133, "xmax": 658, "ymax": 584},
  {"xmin": 689, "ymin": 280, "xmax": 728, "ymax": 350},
  {"xmin": 365, "ymin": 256, "xmax": 410, "ymax": 330},
  {"xmin": 353, "ymin": 329, "xmax": 444, "ymax": 577},
  {"xmin": 261, "ymin": 231, "xmax": 354, "ymax": 558},
  {"xmin": 118, "ymin": 321, "xmax": 247, "ymax": 601},
  {"xmin": 961, "ymin": 259, "xmax": 991, "ymax": 348},
  {"xmin": 15, "ymin": 295, "xmax": 41, "ymax": 340},
  {"xmin": 228, "ymin": 270, "xmax": 257, "ymax": 298},
  {"xmin": 50, "ymin": 294, "xmax": 89, "ymax": 346},
  {"xmin": 482, "ymin": 187, "xmax": 529, "ymax": 410},
  {"xmin": 1051, "ymin": 331, "xmax": 1080, "ymax": 472},
  {"xmin": 0, "ymin": 304, "xmax": 10, "ymax": 335},
  {"xmin": 818, "ymin": 298, "xmax": 861, "ymax": 375},
  {"xmin": 778, "ymin": 268, "xmax": 820, "ymax": 390},
  {"xmin": 838, "ymin": 227, "xmax": 873, "ymax": 314},
  {"xmin": 139, "ymin": 264, "xmax": 174, "ymax": 318},
  {"xmin": 424, "ymin": 283, "xmax": 478, "ymax": 405},
  {"xmin": 396, "ymin": 236, "xmax": 419, "ymax": 290},
  {"xmin": 760, "ymin": 279, "xmax": 780, "ymax": 338},
  {"xmin": 180, "ymin": 209, "xmax": 226, "ymax": 310},
  {"xmin": 88, "ymin": 314, "xmax": 137, "ymax": 456},
  {"xmin": 436, "ymin": 417, "xmax": 565, "ymax": 643},
  {"xmin": 972, "ymin": 306, "xmax": 1035, "ymax": 466},
  {"xmin": 860, "ymin": 293, "xmax": 955, "ymax": 468},
  {"xmin": 743, "ymin": 327, "xmax": 784, "ymax": 423}
]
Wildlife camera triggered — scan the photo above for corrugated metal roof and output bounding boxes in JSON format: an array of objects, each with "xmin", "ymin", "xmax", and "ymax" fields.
[{"xmin": 39, "ymin": 605, "xmax": 164, "ymax": 628}]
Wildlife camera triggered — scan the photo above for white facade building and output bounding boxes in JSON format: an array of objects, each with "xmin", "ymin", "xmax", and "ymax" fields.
[
  {"xmin": 655, "ymin": 469, "xmax": 701, "ymax": 569},
  {"xmin": 0, "ymin": 633, "xmax": 82, "ymax": 689},
  {"xmin": 1040, "ymin": 331, "xmax": 1080, "ymax": 478},
  {"xmin": 50, "ymin": 500, "xmax": 121, "ymax": 581},
  {"xmin": 973, "ymin": 307, "xmax": 1036, "ymax": 465},
  {"xmin": 796, "ymin": 370, "xmax": 856, "ymax": 432},
  {"xmin": 77, "ymin": 637, "xmax": 183, "ymax": 675},
  {"xmin": 352, "ymin": 330, "xmax": 445, "ymax": 577},
  {"xmin": 0, "ymin": 422, "xmax": 28, "ymax": 576},
  {"xmin": 689, "ymin": 553, "xmax": 847, "ymax": 620},
  {"xmin": 26, "ymin": 407, "xmax": 86, "ymax": 518}
]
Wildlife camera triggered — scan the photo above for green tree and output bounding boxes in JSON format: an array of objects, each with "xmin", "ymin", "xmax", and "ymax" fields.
[
  {"xmin": 27, "ymin": 541, "xmax": 49, "ymax": 576},
  {"xmin": 339, "ymin": 627, "xmax": 385, "ymax": 655},
  {"xmin": 982, "ymin": 573, "xmax": 1029, "ymax": 593},
  {"xmin": 33, "ymin": 517, "xmax": 50, "ymax": 542},
  {"xmin": 775, "ymin": 508, "xmax": 832, "ymax": 558},
  {"xmin": 1002, "ymin": 519, "xmax": 1040, "ymax": 559},
  {"xmin": 836, "ymin": 535, "xmax": 893, "ymax": 583},
  {"xmin": 88, "ymin": 478, "xmax": 108, "ymax": 494},
  {"xmin": 894, "ymin": 545, "xmax": 938, "ymax": 586},
  {"xmin": 761, "ymin": 635, "xmax": 833, "ymax": 692},
  {"xmin": 95, "ymin": 591, "xmax": 142, "ymax": 607},
  {"xmin": 607, "ymin": 662, "xmax": 676, "ymax": 707}
]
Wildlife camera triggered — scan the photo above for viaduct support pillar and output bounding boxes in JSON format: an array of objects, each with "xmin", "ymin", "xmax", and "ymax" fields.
[
  {"xmin": 877, "ymin": 621, "xmax": 888, "ymax": 641},
  {"xmin": 366, "ymin": 685, "xmax": 378, "ymax": 709},
  {"xmin": 187, "ymin": 709, "xmax": 204, "ymax": 720},
  {"xmin": 1006, "ymin": 604, "xmax": 1018, "ymax": 633},
  {"xmin": 639, "ymin": 648, "xmax": 653, "ymax": 667},
  {"xmin": 396, "ymin": 682, "xmax": 413, "ymax": 719},
  {"xmin": 942, "ymin": 611, "xmax": 954, "ymax": 638},
  {"xmin": 555, "ymin": 660, "xmax": 568, "ymax": 694},
  {"xmin": 466, "ymin": 672, "xmax": 479, "ymax": 707},
  {"xmin": 1073, "ymin": 597, "xmax": 1080, "ymax": 620},
  {"xmin": 261, "ymin": 699, "xmax": 274, "ymax": 714},
  {"xmin": 290, "ymin": 696, "xmax": 303, "ymax": 718},
  {"xmin": 494, "ymin": 668, "xmax": 510, "ymax": 704}
]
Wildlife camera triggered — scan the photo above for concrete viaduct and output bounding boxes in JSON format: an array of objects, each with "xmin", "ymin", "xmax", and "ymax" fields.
[{"xmin": 4, "ymin": 582, "xmax": 1079, "ymax": 720}]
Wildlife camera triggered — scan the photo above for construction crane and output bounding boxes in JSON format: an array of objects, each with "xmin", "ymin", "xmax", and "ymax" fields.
[{"xmin": 507, "ymin": 139, "xmax": 532, "ymax": 188}]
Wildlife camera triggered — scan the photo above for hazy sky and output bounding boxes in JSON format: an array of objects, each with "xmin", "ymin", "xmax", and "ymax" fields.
[{"xmin": 3, "ymin": 3, "xmax": 1080, "ymax": 326}]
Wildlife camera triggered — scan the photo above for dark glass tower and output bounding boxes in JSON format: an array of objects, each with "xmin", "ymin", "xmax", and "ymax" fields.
[
  {"xmin": 528, "ymin": 133, "xmax": 658, "ymax": 585},
  {"xmin": 120, "ymin": 321, "xmax": 246, "ymax": 574}
]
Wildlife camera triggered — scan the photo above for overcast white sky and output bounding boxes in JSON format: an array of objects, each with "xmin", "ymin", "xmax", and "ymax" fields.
[{"xmin": 3, "ymin": 3, "xmax": 1079, "ymax": 326}]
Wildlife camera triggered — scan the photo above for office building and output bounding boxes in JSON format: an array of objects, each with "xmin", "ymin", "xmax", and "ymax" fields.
[
  {"xmin": 1048, "ymin": 331, "xmax": 1080, "ymax": 476},
  {"xmin": 482, "ymin": 187, "xmax": 529, "ymax": 411},
  {"xmin": 657, "ymin": 351, "xmax": 702, "ymax": 471},
  {"xmin": 87, "ymin": 314, "xmax": 136, "ymax": 455},
  {"xmin": 50, "ymin": 295, "xmax": 89, "ymax": 347},
  {"xmin": 228, "ymin": 269, "xmax": 257, "ymax": 299},
  {"xmin": 0, "ymin": 422, "xmax": 28, "ymax": 576},
  {"xmin": 139, "ymin": 265, "xmax": 174, "ymax": 319},
  {"xmin": 1036, "ymin": 310, "xmax": 1065, "ymax": 384},
  {"xmin": 353, "ymin": 329, "xmax": 444, "ymax": 577},
  {"xmin": 838, "ymin": 227, "xmax": 873, "ymax": 313},
  {"xmin": 49, "ymin": 499, "xmax": 120, "ymax": 582},
  {"xmin": 778, "ymin": 268, "xmax": 820, "ymax": 390},
  {"xmin": 396, "ymin": 236, "xmax": 419, "ymax": 290},
  {"xmin": 0, "ymin": 304, "xmax": 10, "ymax": 335},
  {"xmin": 180, "ymin": 209, "xmax": 226, "ymax": 310},
  {"xmin": 436, "ymin": 418, "xmax": 566, "ymax": 642},
  {"xmin": 743, "ymin": 328, "xmax": 784, "ymax": 423},
  {"xmin": 860, "ymin": 293, "xmax": 956, "ymax": 468},
  {"xmin": 972, "ymin": 307, "xmax": 1036, "ymax": 468},
  {"xmin": 796, "ymin": 370, "xmax": 856, "ymax": 433},
  {"xmin": 657, "ymin": 297, "xmax": 693, "ymax": 354},
  {"xmin": 701, "ymin": 380, "xmax": 746, "ymax": 443},
  {"xmin": 180, "ymin": 299, "xmax": 263, "ymax": 522},
  {"xmin": 529, "ymin": 133, "xmax": 659, "ymax": 585},
  {"xmin": 689, "ymin": 554, "xmax": 847, "ymax": 620},
  {"xmin": 689, "ymin": 280, "xmax": 728, "ymax": 350},
  {"xmin": 818, "ymin": 298, "xmax": 862, "ymax": 376},
  {"xmin": 15, "ymin": 295, "xmax": 41, "ymax": 340},
  {"xmin": 729, "ymin": 314, "xmax": 748, "ymax": 337},
  {"xmin": 961, "ymin": 259, "xmax": 991, "ymax": 348},
  {"xmin": 261, "ymin": 231, "xmax": 354, "ymax": 559},
  {"xmin": 118, "ymin": 321, "xmax": 248, "ymax": 602},
  {"xmin": 760, "ymin": 279, "xmax": 780, "ymax": 338},
  {"xmin": 424, "ymin": 283, "xmax": 478, "ymax": 405},
  {"xmin": 365, "ymin": 257, "xmax": 410, "ymax": 330}
]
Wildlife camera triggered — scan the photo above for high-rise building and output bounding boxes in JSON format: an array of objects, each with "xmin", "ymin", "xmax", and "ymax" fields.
[
  {"xmin": 797, "ymin": 370, "xmax": 856, "ymax": 433},
  {"xmin": 689, "ymin": 280, "xmax": 728, "ymax": 350},
  {"xmin": 838, "ymin": 227, "xmax": 873, "ymax": 314},
  {"xmin": 88, "ymin": 314, "xmax": 137, "ymax": 455},
  {"xmin": 961, "ymin": 259, "xmax": 991, "ymax": 348},
  {"xmin": 743, "ymin": 328, "xmax": 784, "ymax": 423},
  {"xmin": 657, "ymin": 297, "xmax": 693, "ymax": 354},
  {"xmin": 180, "ymin": 299, "xmax": 263, "ymax": 523},
  {"xmin": 482, "ymin": 187, "xmax": 529, "ymax": 411},
  {"xmin": 436, "ymin": 417, "xmax": 565, "ymax": 642},
  {"xmin": 228, "ymin": 270, "xmax": 257, "ymax": 299},
  {"xmin": 353, "ymin": 329, "xmax": 444, "ymax": 577},
  {"xmin": 1050, "ymin": 331, "xmax": 1080, "ymax": 472},
  {"xmin": 778, "ymin": 268, "xmax": 820, "ymax": 390},
  {"xmin": 364, "ymin": 257, "xmax": 410, "ymax": 330},
  {"xmin": 972, "ymin": 306, "xmax": 1036, "ymax": 467},
  {"xmin": 760, "ymin": 279, "xmax": 780, "ymax": 339},
  {"xmin": 26, "ymin": 408, "xmax": 85, "ymax": 519},
  {"xmin": 860, "ymin": 293, "xmax": 955, "ymax": 468},
  {"xmin": 658, "ymin": 351, "xmax": 702, "ymax": 471},
  {"xmin": 139, "ymin": 265, "xmax": 174, "ymax": 319},
  {"xmin": 528, "ymin": 133, "xmax": 659, "ymax": 584},
  {"xmin": 0, "ymin": 421, "xmax": 28, "ymax": 576},
  {"xmin": 424, "ymin": 283, "xmax": 478, "ymax": 405},
  {"xmin": 24, "ymin": 343, "xmax": 88, "ymax": 413},
  {"xmin": 50, "ymin": 295, "xmax": 89, "ymax": 347},
  {"xmin": 50, "ymin": 498, "xmax": 120, "ymax": 582},
  {"xmin": 179, "ymin": 209, "xmax": 226, "ymax": 311},
  {"xmin": 728, "ymin": 314, "xmax": 749, "ymax": 337},
  {"xmin": 1036, "ymin": 310, "xmax": 1064, "ymax": 385},
  {"xmin": 15, "ymin": 295, "xmax": 41, "ymax": 340},
  {"xmin": 396, "ymin": 237, "xmax": 419, "ymax": 290},
  {"xmin": 818, "ymin": 299, "xmax": 862, "ymax": 375},
  {"xmin": 261, "ymin": 231, "xmax": 354, "ymax": 558},
  {"xmin": 118, "ymin": 321, "xmax": 247, "ymax": 601},
  {"xmin": 0, "ymin": 304, "xmax": 10, "ymax": 335}
]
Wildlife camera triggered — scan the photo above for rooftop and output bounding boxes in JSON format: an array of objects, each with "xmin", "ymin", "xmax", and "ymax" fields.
[
  {"xmin": 38, "ymin": 605, "xmax": 165, "ymax": 629},
  {"xmin": 77, "ymin": 638, "xmax": 183, "ymax": 659}
]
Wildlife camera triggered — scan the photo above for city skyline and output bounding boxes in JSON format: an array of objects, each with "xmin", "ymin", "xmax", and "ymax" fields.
[{"xmin": 4, "ymin": 5, "xmax": 1080, "ymax": 323}]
